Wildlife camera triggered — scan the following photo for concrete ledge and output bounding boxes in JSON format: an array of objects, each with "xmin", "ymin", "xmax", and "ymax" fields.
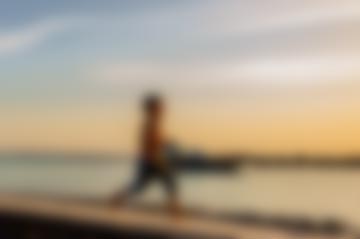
[{"xmin": 0, "ymin": 194, "xmax": 354, "ymax": 239}]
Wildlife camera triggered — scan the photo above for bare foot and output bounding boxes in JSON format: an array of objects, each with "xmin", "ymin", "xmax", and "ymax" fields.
[
  {"xmin": 109, "ymin": 194, "xmax": 126, "ymax": 209},
  {"xmin": 168, "ymin": 199, "xmax": 182, "ymax": 219}
]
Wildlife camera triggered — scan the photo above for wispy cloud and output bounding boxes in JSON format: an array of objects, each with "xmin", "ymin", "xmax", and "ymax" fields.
[
  {"xmin": 0, "ymin": 18, "xmax": 77, "ymax": 56},
  {"xmin": 88, "ymin": 0, "xmax": 360, "ymax": 91},
  {"xmin": 3, "ymin": 1, "xmax": 359, "ymax": 57},
  {"xmin": 91, "ymin": 57, "xmax": 360, "ymax": 89},
  {"xmin": 198, "ymin": 0, "xmax": 360, "ymax": 36}
]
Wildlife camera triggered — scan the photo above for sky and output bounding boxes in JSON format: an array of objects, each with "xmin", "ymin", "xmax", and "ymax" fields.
[{"xmin": 1, "ymin": 0, "xmax": 360, "ymax": 155}]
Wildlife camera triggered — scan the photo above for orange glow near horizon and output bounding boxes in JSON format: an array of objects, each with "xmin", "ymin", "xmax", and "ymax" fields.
[{"xmin": 1, "ymin": 95, "xmax": 360, "ymax": 156}]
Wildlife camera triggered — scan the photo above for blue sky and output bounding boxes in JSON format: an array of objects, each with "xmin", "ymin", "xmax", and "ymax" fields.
[
  {"xmin": 1, "ymin": 1, "xmax": 359, "ymax": 98},
  {"xmin": 1, "ymin": 0, "xmax": 360, "ymax": 153}
]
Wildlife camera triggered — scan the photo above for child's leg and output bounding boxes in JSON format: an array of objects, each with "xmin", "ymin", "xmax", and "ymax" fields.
[
  {"xmin": 111, "ymin": 161, "xmax": 151, "ymax": 207},
  {"xmin": 162, "ymin": 170, "xmax": 181, "ymax": 216}
]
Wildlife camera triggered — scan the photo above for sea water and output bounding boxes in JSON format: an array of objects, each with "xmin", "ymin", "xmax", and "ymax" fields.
[{"xmin": 0, "ymin": 157, "xmax": 359, "ymax": 229}]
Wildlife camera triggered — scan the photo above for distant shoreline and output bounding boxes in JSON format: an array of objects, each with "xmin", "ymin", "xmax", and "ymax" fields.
[{"xmin": 1, "ymin": 151, "xmax": 360, "ymax": 169}]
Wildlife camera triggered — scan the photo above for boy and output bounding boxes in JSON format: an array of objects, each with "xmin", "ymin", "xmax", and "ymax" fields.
[{"xmin": 112, "ymin": 94, "xmax": 180, "ymax": 215}]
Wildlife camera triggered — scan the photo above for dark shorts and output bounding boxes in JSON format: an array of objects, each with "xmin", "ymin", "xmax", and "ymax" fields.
[{"xmin": 129, "ymin": 159, "xmax": 177, "ymax": 196}]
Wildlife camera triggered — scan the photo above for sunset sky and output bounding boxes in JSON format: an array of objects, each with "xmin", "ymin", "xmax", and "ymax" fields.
[{"xmin": 1, "ymin": 0, "xmax": 360, "ymax": 155}]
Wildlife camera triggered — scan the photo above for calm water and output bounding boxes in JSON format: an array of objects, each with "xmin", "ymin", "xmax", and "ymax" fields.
[{"xmin": 0, "ymin": 158, "xmax": 359, "ymax": 228}]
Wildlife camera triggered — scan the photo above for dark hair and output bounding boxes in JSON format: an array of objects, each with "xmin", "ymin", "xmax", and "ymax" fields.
[{"xmin": 143, "ymin": 93, "xmax": 162, "ymax": 112}]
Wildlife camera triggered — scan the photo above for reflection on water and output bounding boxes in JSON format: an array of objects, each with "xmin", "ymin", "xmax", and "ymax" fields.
[{"xmin": 0, "ymin": 158, "xmax": 359, "ymax": 228}]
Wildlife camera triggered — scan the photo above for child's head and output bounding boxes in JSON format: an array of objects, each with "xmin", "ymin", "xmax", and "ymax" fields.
[{"xmin": 143, "ymin": 93, "xmax": 163, "ymax": 118}]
